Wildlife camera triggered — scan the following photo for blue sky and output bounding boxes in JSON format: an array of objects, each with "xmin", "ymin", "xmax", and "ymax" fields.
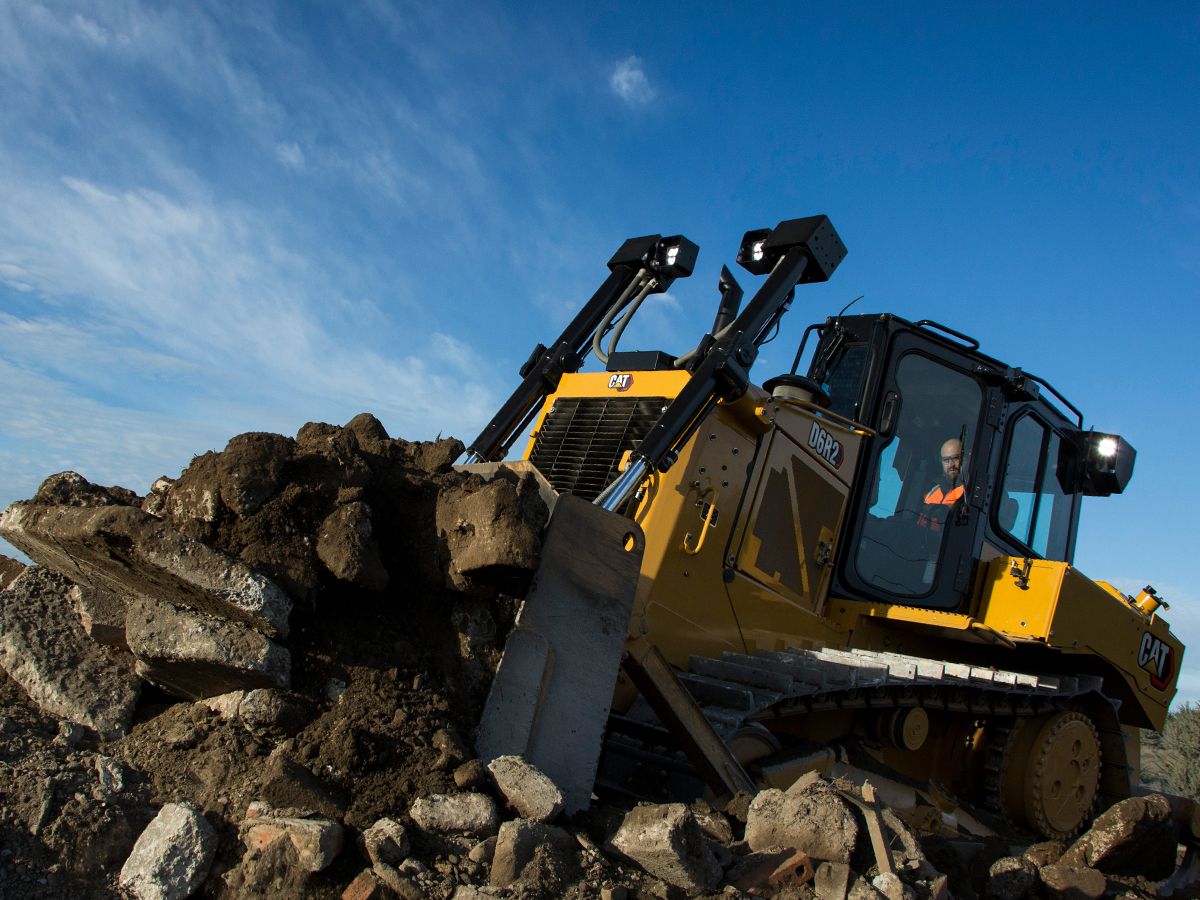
[{"xmin": 1, "ymin": 2, "xmax": 1197, "ymax": 705}]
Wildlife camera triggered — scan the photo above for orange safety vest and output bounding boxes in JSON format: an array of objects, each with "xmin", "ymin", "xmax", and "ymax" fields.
[
  {"xmin": 924, "ymin": 483, "xmax": 965, "ymax": 506},
  {"xmin": 918, "ymin": 483, "xmax": 964, "ymax": 530}
]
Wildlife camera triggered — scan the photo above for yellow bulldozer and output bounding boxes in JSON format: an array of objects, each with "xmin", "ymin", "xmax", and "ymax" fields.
[{"xmin": 462, "ymin": 216, "xmax": 1183, "ymax": 840}]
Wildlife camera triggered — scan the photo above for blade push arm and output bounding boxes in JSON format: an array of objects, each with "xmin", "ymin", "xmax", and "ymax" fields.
[{"xmin": 598, "ymin": 215, "xmax": 846, "ymax": 510}]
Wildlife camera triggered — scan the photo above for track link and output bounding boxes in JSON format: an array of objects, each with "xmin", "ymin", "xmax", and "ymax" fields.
[{"xmin": 681, "ymin": 646, "xmax": 1104, "ymax": 735}]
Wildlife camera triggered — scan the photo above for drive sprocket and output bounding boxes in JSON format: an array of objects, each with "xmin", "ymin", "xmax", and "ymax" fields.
[{"xmin": 997, "ymin": 710, "xmax": 1101, "ymax": 839}]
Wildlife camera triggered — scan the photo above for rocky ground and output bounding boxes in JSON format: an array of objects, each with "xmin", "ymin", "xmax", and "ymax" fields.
[{"xmin": 0, "ymin": 414, "xmax": 1197, "ymax": 899}]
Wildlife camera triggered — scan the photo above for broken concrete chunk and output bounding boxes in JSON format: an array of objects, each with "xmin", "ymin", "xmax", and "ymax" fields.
[
  {"xmin": 487, "ymin": 755, "xmax": 564, "ymax": 823},
  {"xmin": 201, "ymin": 688, "xmax": 309, "ymax": 734},
  {"xmin": 0, "ymin": 553, "xmax": 25, "ymax": 590},
  {"xmin": 607, "ymin": 802, "xmax": 722, "ymax": 895},
  {"xmin": 408, "ymin": 793, "xmax": 499, "ymax": 836},
  {"xmin": 119, "ymin": 802, "xmax": 217, "ymax": 900},
  {"xmin": 0, "ymin": 501, "xmax": 291, "ymax": 638},
  {"xmin": 436, "ymin": 472, "xmax": 547, "ymax": 591},
  {"xmin": 1060, "ymin": 793, "xmax": 1177, "ymax": 878},
  {"xmin": 468, "ymin": 835, "xmax": 497, "ymax": 864},
  {"xmin": 691, "ymin": 802, "xmax": 734, "ymax": 845},
  {"xmin": 361, "ymin": 817, "xmax": 410, "ymax": 869},
  {"xmin": 126, "ymin": 595, "xmax": 290, "ymax": 699},
  {"xmin": 93, "ymin": 754, "xmax": 129, "ymax": 797},
  {"xmin": 316, "ymin": 501, "xmax": 388, "ymax": 591},
  {"xmin": 873, "ymin": 871, "xmax": 917, "ymax": 900},
  {"xmin": 241, "ymin": 815, "xmax": 344, "ymax": 873},
  {"xmin": 0, "ymin": 567, "xmax": 140, "ymax": 739},
  {"xmin": 68, "ymin": 581, "xmax": 129, "ymax": 648},
  {"xmin": 745, "ymin": 787, "xmax": 859, "ymax": 863},
  {"xmin": 489, "ymin": 818, "xmax": 575, "ymax": 887}
]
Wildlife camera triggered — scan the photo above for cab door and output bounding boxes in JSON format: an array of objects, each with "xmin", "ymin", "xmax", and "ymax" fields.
[{"xmin": 838, "ymin": 333, "xmax": 993, "ymax": 610}]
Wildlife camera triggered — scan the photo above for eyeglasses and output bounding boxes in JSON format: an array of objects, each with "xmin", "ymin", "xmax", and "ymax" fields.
[{"xmin": 942, "ymin": 455, "xmax": 963, "ymax": 464}]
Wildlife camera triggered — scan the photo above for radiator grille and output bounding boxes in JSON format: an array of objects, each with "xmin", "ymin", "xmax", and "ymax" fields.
[{"xmin": 529, "ymin": 397, "xmax": 667, "ymax": 501}]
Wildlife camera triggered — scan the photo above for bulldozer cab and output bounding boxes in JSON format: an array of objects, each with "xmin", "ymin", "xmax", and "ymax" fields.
[{"xmin": 803, "ymin": 313, "xmax": 1090, "ymax": 613}]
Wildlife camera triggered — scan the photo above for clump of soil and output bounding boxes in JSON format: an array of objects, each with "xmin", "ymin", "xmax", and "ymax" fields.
[{"xmin": 0, "ymin": 414, "xmax": 541, "ymax": 898}]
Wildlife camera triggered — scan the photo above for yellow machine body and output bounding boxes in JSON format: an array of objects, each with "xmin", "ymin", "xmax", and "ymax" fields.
[{"xmin": 521, "ymin": 367, "xmax": 1182, "ymax": 733}]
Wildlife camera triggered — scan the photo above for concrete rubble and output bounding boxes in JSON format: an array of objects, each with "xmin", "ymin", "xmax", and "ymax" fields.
[
  {"xmin": 984, "ymin": 855, "xmax": 1039, "ymax": 899},
  {"xmin": 0, "ymin": 552, "xmax": 25, "ymax": 589},
  {"xmin": 241, "ymin": 812, "xmax": 345, "ymax": 872},
  {"xmin": 0, "ymin": 414, "xmax": 1195, "ymax": 898},
  {"xmin": 0, "ymin": 566, "xmax": 140, "ymax": 739},
  {"xmin": 745, "ymin": 784, "xmax": 860, "ymax": 862},
  {"xmin": 0, "ymin": 500, "xmax": 292, "ymax": 638},
  {"xmin": 118, "ymin": 802, "xmax": 217, "ymax": 900},
  {"xmin": 608, "ymin": 802, "xmax": 723, "ymax": 894},
  {"xmin": 125, "ymin": 593, "xmax": 291, "ymax": 697},
  {"xmin": 408, "ymin": 792, "xmax": 500, "ymax": 836},
  {"xmin": 486, "ymin": 753, "xmax": 564, "ymax": 822},
  {"xmin": 68, "ymin": 580, "xmax": 129, "ymax": 648},
  {"xmin": 360, "ymin": 816, "xmax": 410, "ymax": 868},
  {"xmin": 488, "ymin": 818, "xmax": 575, "ymax": 887}
]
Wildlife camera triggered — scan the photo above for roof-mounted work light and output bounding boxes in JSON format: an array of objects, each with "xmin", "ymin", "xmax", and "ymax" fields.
[
  {"xmin": 1079, "ymin": 431, "xmax": 1136, "ymax": 496},
  {"xmin": 651, "ymin": 235, "xmax": 698, "ymax": 280},
  {"xmin": 607, "ymin": 233, "xmax": 697, "ymax": 293},
  {"xmin": 736, "ymin": 217, "xmax": 847, "ymax": 281},
  {"xmin": 736, "ymin": 229, "xmax": 773, "ymax": 276}
]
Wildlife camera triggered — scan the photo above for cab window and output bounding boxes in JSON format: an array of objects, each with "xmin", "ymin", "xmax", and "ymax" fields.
[
  {"xmin": 820, "ymin": 342, "xmax": 870, "ymax": 422},
  {"xmin": 853, "ymin": 353, "xmax": 983, "ymax": 598},
  {"xmin": 996, "ymin": 414, "xmax": 1074, "ymax": 560}
]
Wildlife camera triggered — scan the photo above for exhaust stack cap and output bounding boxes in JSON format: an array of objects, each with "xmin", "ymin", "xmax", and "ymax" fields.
[{"xmin": 762, "ymin": 373, "xmax": 830, "ymax": 409}]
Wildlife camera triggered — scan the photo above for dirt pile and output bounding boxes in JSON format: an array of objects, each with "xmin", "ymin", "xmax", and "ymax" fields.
[{"xmin": 0, "ymin": 413, "xmax": 1197, "ymax": 898}]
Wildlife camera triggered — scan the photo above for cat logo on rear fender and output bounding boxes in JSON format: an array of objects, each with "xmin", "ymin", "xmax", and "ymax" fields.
[
  {"xmin": 1138, "ymin": 632, "xmax": 1174, "ymax": 691},
  {"xmin": 608, "ymin": 374, "xmax": 633, "ymax": 392}
]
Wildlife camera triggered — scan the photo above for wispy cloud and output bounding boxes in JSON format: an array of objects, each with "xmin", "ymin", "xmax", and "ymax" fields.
[
  {"xmin": 275, "ymin": 141, "xmax": 305, "ymax": 170},
  {"xmin": 0, "ymin": 167, "xmax": 498, "ymax": 432},
  {"xmin": 609, "ymin": 55, "xmax": 656, "ymax": 106}
]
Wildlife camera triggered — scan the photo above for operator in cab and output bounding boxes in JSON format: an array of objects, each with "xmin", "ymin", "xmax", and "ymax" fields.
[{"xmin": 917, "ymin": 437, "xmax": 965, "ymax": 532}]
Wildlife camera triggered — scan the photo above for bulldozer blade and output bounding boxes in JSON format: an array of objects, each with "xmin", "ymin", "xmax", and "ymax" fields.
[{"xmin": 475, "ymin": 493, "xmax": 645, "ymax": 813}]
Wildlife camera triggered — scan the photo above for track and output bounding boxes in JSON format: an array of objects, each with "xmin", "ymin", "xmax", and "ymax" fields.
[
  {"xmin": 680, "ymin": 646, "xmax": 1104, "ymax": 731},
  {"xmin": 600, "ymin": 645, "xmax": 1134, "ymax": 837}
]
